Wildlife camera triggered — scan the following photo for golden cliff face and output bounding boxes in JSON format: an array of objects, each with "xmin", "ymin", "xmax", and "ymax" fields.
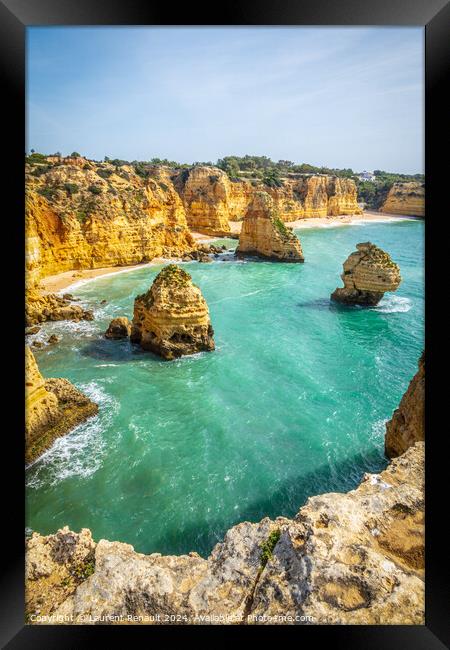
[
  {"xmin": 25, "ymin": 161, "xmax": 195, "ymax": 284},
  {"xmin": 25, "ymin": 347, "xmax": 99, "ymax": 464},
  {"xmin": 236, "ymin": 192, "xmax": 304, "ymax": 262},
  {"xmin": 174, "ymin": 167, "xmax": 362, "ymax": 234},
  {"xmin": 385, "ymin": 352, "xmax": 425, "ymax": 458},
  {"xmin": 173, "ymin": 166, "xmax": 233, "ymax": 236},
  {"xmin": 331, "ymin": 242, "xmax": 401, "ymax": 306},
  {"xmin": 381, "ymin": 182, "xmax": 425, "ymax": 217},
  {"xmin": 130, "ymin": 264, "xmax": 215, "ymax": 360}
]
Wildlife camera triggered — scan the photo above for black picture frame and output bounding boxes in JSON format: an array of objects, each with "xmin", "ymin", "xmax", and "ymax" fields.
[{"xmin": 1, "ymin": 0, "xmax": 448, "ymax": 646}]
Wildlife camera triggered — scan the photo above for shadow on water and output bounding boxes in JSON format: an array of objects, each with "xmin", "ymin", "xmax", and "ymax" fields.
[
  {"xmin": 146, "ymin": 446, "xmax": 387, "ymax": 558},
  {"xmin": 79, "ymin": 338, "xmax": 158, "ymax": 364}
]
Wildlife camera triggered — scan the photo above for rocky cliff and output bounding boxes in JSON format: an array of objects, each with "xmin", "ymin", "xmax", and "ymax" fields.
[
  {"xmin": 25, "ymin": 346, "xmax": 98, "ymax": 464},
  {"xmin": 236, "ymin": 192, "xmax": 304, "ymax": 262},
  {"xmin": 331, "ymin": 242, "xmax": 401, "ymax": 306},
  {"xmin": 26, "ymin": 159, "xmax": 362, "ymax": 279},
  {"xmin": 381, "ymin": 182, "xmax": 425, "ymax": 217},
  {"xmin": 26, "ymin": 357, "xmax": 424, "ymax": 625},
  {"xmin": 174, "ymin": 167, "xmax": 362, "ymax": 234},
  {"xmin": 25, "ymin": 161, "xmax": 195, "ymax": 285},
  {"xmin": 26, "ymin": 443, "xmax": 424, "ymax": 625},
  {"xmin": 385, "ymin": 353, "xmax": 425, "ymax": 458},
  {"xmin": 130, "ymin": 264, "xmax": 215, "ymax": 359}
]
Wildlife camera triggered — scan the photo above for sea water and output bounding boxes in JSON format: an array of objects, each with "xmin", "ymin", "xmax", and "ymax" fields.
[{"xmin": 26, "ymin": 219, "xmax": 424, "ymax": 556}]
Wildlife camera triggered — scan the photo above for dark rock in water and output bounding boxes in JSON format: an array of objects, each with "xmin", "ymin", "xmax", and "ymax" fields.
[
  {"xmin": 32, "ymin": 341, "xmax": 45, "ymax": 349},
  {"xmin": 105, "ymin": 317, "xmax": 131, "ymax": 340},
  {"xmin": 47, "ymin": 334, "xmax": 60, "ymax": 345},
  {"xmin": 100, "ymin": 300, "xmax": 107, "ymax": 305},
  {"xmin": 26, "ymin": 326, "xmax": 41, "ymax": 336}
]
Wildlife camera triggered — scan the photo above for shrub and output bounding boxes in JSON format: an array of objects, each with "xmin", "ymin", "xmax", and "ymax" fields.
[
  {"xmin": 70, "ymin": 151, "xmax": 81, "ymax": 158},
  {"xmin": 37, "ymin": 187, "xmax": 57, "ymax": 200},
  {"xmin": 88, "ymin": 185, "xmax": 102, "ymax": 195},
  {"xmin": 64, "ymin": 183, "xmax": 79, "ymax": 196},
  {"xmin": 259, "ymin": 529, "xmax": 281, "ymax": 567}
]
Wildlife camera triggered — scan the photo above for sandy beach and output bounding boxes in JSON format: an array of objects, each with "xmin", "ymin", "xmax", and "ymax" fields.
[{"xmin": 38, "ymin": 212, "xmax": 420, "ymax": 294}]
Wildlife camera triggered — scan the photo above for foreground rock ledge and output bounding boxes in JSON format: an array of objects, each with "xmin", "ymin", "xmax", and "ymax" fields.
[
  {"xmin": 25, "ymin": 346, "xmax": 98, "ymax": 464},
  {"xmin": 26, "ymin": 441, "xmax": 424, "ymax": 625},
  {"xmin": 331, "ymin": 242, "xmax": 401, "ymax": 306},
  {"xmin": 130, "ymin": 264, "xmax": 215, "ymax": 360},
  {"xmin": 236, "ymin": 192, "xmax": 304, "ymax": 262}
]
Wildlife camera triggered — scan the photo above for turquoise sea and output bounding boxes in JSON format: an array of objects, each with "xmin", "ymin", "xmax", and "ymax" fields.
[{"xmin": 26, "ymin": 219, "xmax": 424, "ymax": 557}]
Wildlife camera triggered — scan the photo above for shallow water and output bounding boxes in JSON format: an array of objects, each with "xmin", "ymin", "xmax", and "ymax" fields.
[{"xmin": 26, "ymin": 220, "xmax": 424, "ymax": 556}]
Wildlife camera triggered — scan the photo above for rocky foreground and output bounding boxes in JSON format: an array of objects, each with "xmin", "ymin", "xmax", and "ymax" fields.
[
  {"xmin": 331, "ymin": 242, "xmax": 401, "ymax": 306},
  {"xmin": 26, "ymin": 355, "xmax": 424, "ymax": 625}
]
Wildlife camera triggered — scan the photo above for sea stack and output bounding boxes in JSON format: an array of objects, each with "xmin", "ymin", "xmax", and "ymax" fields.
[
  {"xmin": 385, "ymin": 352, "xmax": 424, "ymax": 458},
  {"xmin": 130, "ymin": 264, "xmax": 215, "ymax": 360},
  {"xmin": 25, "ymin": 346, "xmax": 98, "ymax": 464},
  {"xmin": 105, "ymin": 317, "xmax": 132, "ymax": 339},
  {"xmin": 331, "ymin": 242, "xmax": 401, "ymax": 306},
  {"xmin": 236, "ymin": 192, "xmax": 304, "ymax": 262}
]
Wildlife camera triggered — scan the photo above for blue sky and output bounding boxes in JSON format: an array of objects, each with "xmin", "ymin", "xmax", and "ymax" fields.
[{"xmin": 27, "ymin": 27, "xmax": 424, "ymax": 173}]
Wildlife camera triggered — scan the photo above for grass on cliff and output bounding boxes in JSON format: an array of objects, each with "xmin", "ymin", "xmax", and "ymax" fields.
[{"xmin": 259, "ymin": 529, "xmax": 281, "ymax": 568}]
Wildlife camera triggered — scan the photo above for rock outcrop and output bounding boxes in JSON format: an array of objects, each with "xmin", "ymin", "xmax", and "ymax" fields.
[
  {"xmin": 331, "ymin": 242, "xmax": 401, "ymax": 306},
  {"xmin": 174, "ymin": 168, "xmax": 362, "ymax": 234},
  {"xmin": 130, "ymin": 265, "xmax": 215, "ymax": 360},
  {"xmin": 236, "ymin": 192, "xmax": 304, "ymax": 262},
  {"xmin": 25, "ymin": 289, "xmax": 93, "ymax": 327},
  {"xmin": 385, "ymin": 353, "xmax": 425, "ymax": 458},
  {"xmin": 104, "ymin": 317, "xmax": 132, "ymax": 339},
  {"xmin": 25, "ymin": 162, "xmax": 195, "ymax": 284},
  {"xmin": 26, "ymin": 444, "xmax": 424, "ymax": 625},
  {"xmin": 381, "ymin": 182, "xmax": 425, "ymax": 217},
  {"xmin": 26, "ymin": 357, "xmax": 424, "ymax": 625},
  {"xmin": 25, "ymin": 347, "xmax": 98, "ymax": 464}
]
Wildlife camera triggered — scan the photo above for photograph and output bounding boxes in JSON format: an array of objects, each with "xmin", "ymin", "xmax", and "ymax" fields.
[{"xmin": 22, "ymin": 24, "xmax": 427, "ymax": 627}]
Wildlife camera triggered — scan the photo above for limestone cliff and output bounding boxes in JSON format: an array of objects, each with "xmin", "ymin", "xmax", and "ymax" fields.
[
  {"xmin": 385, "ymin": 352, "xmax": 424, "ymax": 458},
  {"xmin": 130, "ymin": 265, "xmax": 215, "ymax": 359},
  {"xmin": 381, "ymin": 182, "xmax": 425, "ymax": 217},
  {"xmin": 26, "ymin": 443, "xmax": 424, "ymax": 625},
  {"xmin": 173, "ymin": 167, "xmax": 361, "ymax": 234},
  {"xmin": 173, "ymin": 166, "xmax": 233, "ymax": 236},
  {"xmin": 236, "ymin": 192, "xmax": 304, "ymax": 262},
  {"xmin": 331, "ymin": 242, "xmax": 401, "ymax": 306},
  {"xmin": 25, "ymin": 161, "xmax": 195, "ymax": 285},
  {"xmin": 25, "ymin": 347, "xmax": 98, "ymax": 464}
]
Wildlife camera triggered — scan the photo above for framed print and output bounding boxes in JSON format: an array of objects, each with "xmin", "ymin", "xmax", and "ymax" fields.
[{"xmin": 1, "ymin": 0, "xmax": 448, "ymax": 645}]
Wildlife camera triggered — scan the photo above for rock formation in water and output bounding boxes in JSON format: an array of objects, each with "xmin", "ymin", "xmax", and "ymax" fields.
[
  {"xmin": 381, "ymin": 182, "xmax": 425, "ymax": 217},
  {"xmin": 25, "ymin": 289, "xmax": 93, "ymax": 327},
  {"xmin": 385, "ymin": 352, "xmax": 425, "ymax": 458},
  {"xmin": 236, "ymin": 192, "xmax": 304, "ymax": 262},
  {"xmin": 330, "ymin": 242, "xmax": 401, "ymax": 306},
  {"xmin": 25, "ymin": 346, "xmax": 98, "ymax": 464},
  {"xmin": 104, "ymin": 317, "xmax": 132, "ymax": 339},
  {"xmin": 130, "ymin": 265, "xmax": 215, "ymax": 360},
  {"xmin": 25, "ymin": 357, "xmax": 424, "ymax": 624}
]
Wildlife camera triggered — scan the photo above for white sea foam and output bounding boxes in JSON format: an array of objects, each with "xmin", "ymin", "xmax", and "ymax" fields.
[
  {"xmin": 26, "ymin": 381, "xmax": 119, "ymax": 488},
  {"xmin": 370, "ymin": 418, "xmax": 388, "ymax": 442},
  {"xmin": 373, "ymin": 295, "xmax": 412, "ymax": 314}
]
